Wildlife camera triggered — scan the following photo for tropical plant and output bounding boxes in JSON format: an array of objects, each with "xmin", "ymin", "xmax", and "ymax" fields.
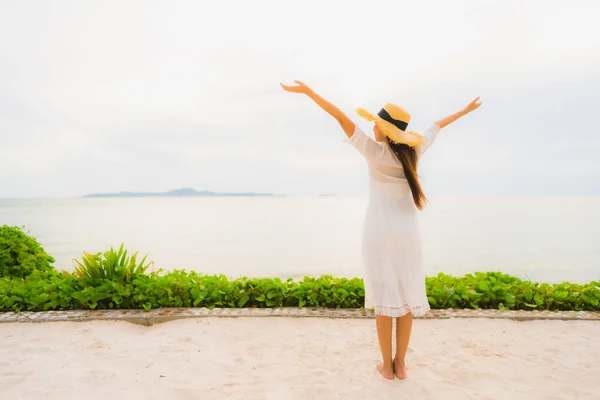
[{"xmin": 72, "ymin": 244, "xmax": 153, "ymax": 285}]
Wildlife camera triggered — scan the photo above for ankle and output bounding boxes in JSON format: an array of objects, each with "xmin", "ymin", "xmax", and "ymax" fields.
[{"xmin": 393, "ymin": 357, "xmax": 405, "ymax": 367}]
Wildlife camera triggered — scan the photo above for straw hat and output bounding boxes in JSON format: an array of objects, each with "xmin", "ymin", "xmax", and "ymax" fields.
[{"xmin": 356, "ymin": 103, "xmax": 423, "ymax": 147}]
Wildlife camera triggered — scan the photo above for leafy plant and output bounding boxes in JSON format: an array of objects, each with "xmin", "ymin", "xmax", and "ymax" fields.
[
  {"xmin": 1, "ymin": 266, "xmax": 598, "ymax": 313},
  {"xmin": 71, "ymin": 244, "xmax": 153, "ymax": 285},
  {"xmin": 425, "ymin": 272, "xmax": 600, "ymax": 311},
  {"xmin": 0, "ymin": 239, "xmax": 598, "ymax": 313},
  {"xmin": 0, "ymin": 225, "xmax": 55, "ymax": 278}
]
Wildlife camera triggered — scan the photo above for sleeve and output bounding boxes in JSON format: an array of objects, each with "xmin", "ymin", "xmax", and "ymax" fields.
[
  {"xmin": 416, "ymin": 123, "xmax": 441, "ymax": 157},
  {"xmin": 346, "ymin": 124, "xmax": 383, "ymax": 161}
]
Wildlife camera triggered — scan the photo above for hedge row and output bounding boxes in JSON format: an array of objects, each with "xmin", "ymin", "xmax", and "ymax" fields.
[
  {"xmin": 1, "ymin": 225, "xmax": 598, "ymax": 313},
  {"xmin": 1, "ymin": 270, "xmax": 598, "ymax": 313}
]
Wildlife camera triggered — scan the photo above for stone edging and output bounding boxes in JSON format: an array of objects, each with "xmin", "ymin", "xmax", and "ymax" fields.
[{"xmin": 1, "ymin": 308, "xmax": 598, "ymax": 326}]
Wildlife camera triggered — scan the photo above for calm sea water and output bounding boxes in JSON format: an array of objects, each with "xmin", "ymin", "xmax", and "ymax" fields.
[{"xmin": 1, "ymin": 196, "xmax": 598, "ymax": 284}]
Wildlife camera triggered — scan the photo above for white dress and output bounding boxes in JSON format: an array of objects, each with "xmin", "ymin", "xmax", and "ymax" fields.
[{"xmin": 347, "ymin": 123, "xmax": 441, "ymax": 318}]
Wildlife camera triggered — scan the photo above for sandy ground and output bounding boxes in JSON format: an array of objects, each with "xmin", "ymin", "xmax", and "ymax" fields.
[{"xmin": 0, "ymin": 317, "xmax": 598, "ymax": 400}]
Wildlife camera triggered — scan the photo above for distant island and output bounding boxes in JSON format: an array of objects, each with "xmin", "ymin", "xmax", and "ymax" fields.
[{"xmin": 82, "ymin": 188, "xmax": 282, "ymax": 198}]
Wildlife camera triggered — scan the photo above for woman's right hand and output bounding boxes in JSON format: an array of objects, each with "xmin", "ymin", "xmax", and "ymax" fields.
[
  {"xmin": 435, "ymin": 96, "xmax": 482, "ymax": 129},
  {"xmin": 280, "ymin": 80, "xmax": 314, "ymax": 95}
]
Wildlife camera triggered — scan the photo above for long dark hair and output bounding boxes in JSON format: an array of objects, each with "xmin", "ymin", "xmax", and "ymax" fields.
[{"xmin": 386, "ymin": 139, "xmax": 427, "ymax": 210}]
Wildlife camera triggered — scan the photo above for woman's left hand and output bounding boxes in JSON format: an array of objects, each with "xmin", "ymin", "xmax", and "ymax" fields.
[
  {"xmin": 464, "ymin": 97, "xmax": 482, "ymax": 114},
  {"xmin": 280, "ymin": 80, "xmax": 314, "ymax": 95}
]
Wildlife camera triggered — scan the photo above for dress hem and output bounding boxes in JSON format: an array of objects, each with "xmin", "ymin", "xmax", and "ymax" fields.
[{"xmin": 373, "ymin": 304, "xmax": 431, "ymax": 318}]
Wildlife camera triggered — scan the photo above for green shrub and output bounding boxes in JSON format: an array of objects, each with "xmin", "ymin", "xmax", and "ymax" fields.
[
  {"xmin": 0, "ymin": 270, "xmax": 365, "ymax": 312},
  {"xmin": 426, "ymin": 272, "xmax": 600, "ymax": 311},
  {"xmin": 0, "ymin": 225, "xmax": 55, "ymax": 278},
  {"xmin": 73, "ymin": 244, "xmax": 153, "ymax": 285},
  {"xmin": 0, "ymin": 270, "xmax": 75, "ymax": 311},
  {"xmin": 0, "ymin": 241, "xmax": 598, "ymax": 313},
  {"xmin": 0, "ymin": 267, "xmax": 598, "ymax": 313}
]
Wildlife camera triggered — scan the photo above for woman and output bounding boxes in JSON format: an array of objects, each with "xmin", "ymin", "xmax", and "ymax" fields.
[{"xmin": 281, "ymin": 80, "xmax": 482, "ymax": 380}]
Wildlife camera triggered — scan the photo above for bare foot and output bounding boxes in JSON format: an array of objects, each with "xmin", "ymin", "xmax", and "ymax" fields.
[
  {"xmin": 393, "ymin": 359, "xmax": 407, "ymax": 380},
  {"xmin": 377, "ymin": 363, "xmax": 395, "ymax": 380}
]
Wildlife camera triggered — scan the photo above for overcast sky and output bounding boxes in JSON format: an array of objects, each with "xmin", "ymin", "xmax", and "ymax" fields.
[{"xmin": 1, "ymin": 0, "xmax": 599, "ymax": 198}]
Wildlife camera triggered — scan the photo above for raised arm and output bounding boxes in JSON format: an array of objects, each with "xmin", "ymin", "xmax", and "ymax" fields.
[
  {"xmin": 435, "ymin": 97, "xmax": 482, "ymax": 129},
  {"xmin": 280, "ymin": 80, "xmax": 356, "ymax": 138},
  {"xmin": 417, "ymin": 97, "xmax": 483, "ymax": 156}
]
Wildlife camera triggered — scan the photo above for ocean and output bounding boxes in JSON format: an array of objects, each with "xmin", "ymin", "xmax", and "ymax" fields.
[{"xmin": 1, "ymin": 196, "xmax": 598, "ymax": 284}]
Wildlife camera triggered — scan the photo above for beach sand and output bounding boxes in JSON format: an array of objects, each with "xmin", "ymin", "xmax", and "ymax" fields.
[{"xmin": 0, "ymin": 317, "xmax": 598, "ymax": 400}]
